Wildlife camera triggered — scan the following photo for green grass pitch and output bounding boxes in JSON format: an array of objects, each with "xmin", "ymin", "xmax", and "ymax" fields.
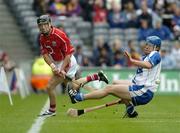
[{"xmin": 0, "ymin": 94, "xmax": 180, "ymax": 133}]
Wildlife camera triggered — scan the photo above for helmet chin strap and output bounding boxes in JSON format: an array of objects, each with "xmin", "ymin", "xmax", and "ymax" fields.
[
  {"xmin": 43, "ymin": 32, "xmax": 49, "ymax": 36},
  {"xmin": 42, "ymin": 30, "xmax": 50, "ymax": 36},
  {"xmin": 153, "ymin": 45, "xmax": 157, "ymax": 51}
]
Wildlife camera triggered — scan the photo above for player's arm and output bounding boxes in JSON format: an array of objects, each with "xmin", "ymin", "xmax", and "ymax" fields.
[
  {"xmin": 59, "ymin": 54, "xmax": 71, "ymax": 78},
  {"xmin": 124, "ymin": 51, "xmax": 152, "ymax": 69},
  {"xmin": 43, "ymin": 53, "xmax": 54, "ymax": 66},
  {"xmin": 40, "ymin": 41, "xmax": 59, "ymax": 74},
  {"xmin": 42, "ymin": 53, "xmax": 59, "ymax": 74},
  {"xmin": 60, "ymin": 54, "xmax": 71, "ymax": 71}
]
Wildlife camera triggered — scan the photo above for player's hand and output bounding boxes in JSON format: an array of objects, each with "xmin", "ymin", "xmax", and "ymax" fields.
[
  {"xmin": 124, "ymin": 51, "xmax": 130, "ymax": 58},
  {"xmin": 50, "ymin": 63, "xmax": 59, "ymax": 75},
  {"xmin": 58, "ymin": 70, "xmax": 66, "ymax": 79},
  {"xmin": 124, "ymin": 51, "xmax": 133, "ymax": 62}
]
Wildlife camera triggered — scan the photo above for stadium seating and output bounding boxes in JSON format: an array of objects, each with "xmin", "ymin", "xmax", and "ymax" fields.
[
  {"xmin": 4, "ymin": 0, "xmax": 179, "ymax": 67},
  {"xmin": 124, "ymin": 28, "xmax": 138, "ymax": 41}
]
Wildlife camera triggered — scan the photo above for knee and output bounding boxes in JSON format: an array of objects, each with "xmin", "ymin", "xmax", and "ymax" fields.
[
  {"xmin": 46, "ymin": 84, "xmax": 54, "ymax": 93},
  {"xmin": 104, "ymin": 85, "xmax": 114, "ymax": 93},
  {"xmin": 112, "ymin": 80, "xmax": 119, "ymax": 84}
]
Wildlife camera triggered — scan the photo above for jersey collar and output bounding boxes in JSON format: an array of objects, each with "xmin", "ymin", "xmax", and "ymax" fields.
[{"xmin": 50, "ymin": 26, "xmax": 55, "ymax": 35}]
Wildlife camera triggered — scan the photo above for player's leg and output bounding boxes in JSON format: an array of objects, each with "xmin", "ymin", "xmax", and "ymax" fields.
[
  {"xmin": 65, "ymin": 55, "xmax": 109, "ymax": 91},
  {"xmin": 85, "ymin": 84, "xmax": 131, "ymax": 100},
  {"xmin": 69, "ymin": 79, "xmax": 132, "ymax": 99},
  {"xmin": 70, "ymin": 70, "xmax": 109, "ymax": 91},
  {"xmin": 68, "ymin": 84, "xmax": 138, "ymax": 118},
  {"xmin": 40, "ymin": 75, "xmax": 64, "ymax": 116},
  {"xmin": 83, "ymin": 70, "xmax": 109, "ymax": 85},
  {"xmin": 66, "ymin": 71, "xmax": 109, "ymax": 93},
  {"xmin": 112, "ymin": 80, "xmax": 132, "ymax": 85},
  {"xmin": 68, "ymin": 84, "xmax": 131, "ymax": 104},
  {"xmin": 121, "ymin": 99, "xmax": 138, "ymax": 118},
  {"xmin": 123, "ymin": 85, "xmax": 154, "ymax": 118},
  {"xmin": 69, "ymin": 77, "xmax": 98, "ymax": 91},
  {"xmin": 111, "ymin": 80, "xmax": 138, "ymax": 117}
]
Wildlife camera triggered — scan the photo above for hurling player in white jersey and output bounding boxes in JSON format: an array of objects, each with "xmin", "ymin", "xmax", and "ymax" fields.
[{"xmin": 68, "ymin": 36, "xmax": 162, "ymax": 118}]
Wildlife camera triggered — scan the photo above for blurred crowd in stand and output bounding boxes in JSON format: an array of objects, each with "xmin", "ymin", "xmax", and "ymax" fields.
[{"xmin": 33, "ymin": 0, "xmax": 180, "ymax": 69}]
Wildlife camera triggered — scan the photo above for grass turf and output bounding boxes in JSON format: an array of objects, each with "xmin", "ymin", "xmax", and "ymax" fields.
[{"xmin": 0, "ymin": 94, "xmax": 180, "ymax": 133}]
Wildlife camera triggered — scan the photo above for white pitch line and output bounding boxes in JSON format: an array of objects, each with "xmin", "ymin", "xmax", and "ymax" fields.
[{"xmin": 27, "ymin": 99, "xmax": 49, "ymax": 133}]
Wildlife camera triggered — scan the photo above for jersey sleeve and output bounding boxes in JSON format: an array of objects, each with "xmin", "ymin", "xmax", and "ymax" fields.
[{"xmin": 148, "ymin": 52, "xmax": 161, "ymax": 66}]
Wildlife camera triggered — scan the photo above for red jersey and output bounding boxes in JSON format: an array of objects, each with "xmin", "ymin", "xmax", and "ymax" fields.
[{"xmin": 39, "ymin": 27, "xmax": 74, "ymax": 61}]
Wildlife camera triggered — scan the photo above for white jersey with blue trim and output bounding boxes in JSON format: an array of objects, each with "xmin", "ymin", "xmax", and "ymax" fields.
[{"xmin": 132, "ymin": 51, "xmax": 161, "ymax": 92}]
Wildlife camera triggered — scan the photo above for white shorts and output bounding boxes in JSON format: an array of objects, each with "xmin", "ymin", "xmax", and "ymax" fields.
[{"xmin": 55, "ymin": 55, "xmax": 79, "ymax": 78}]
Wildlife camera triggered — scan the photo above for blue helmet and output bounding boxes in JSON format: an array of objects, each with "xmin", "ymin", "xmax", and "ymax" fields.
[{"xmin": 146, "ymin": 36, "xmax": 161, "ymax": 48}]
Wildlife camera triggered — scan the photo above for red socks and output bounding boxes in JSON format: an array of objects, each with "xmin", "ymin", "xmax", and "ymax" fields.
[
  {"xmin": 86, "ymin": 73, "xmax": 99, "ymax": 82},
  {"xmin": 49, "ymin": 104, "xmax": 56, "ymax": 112}
]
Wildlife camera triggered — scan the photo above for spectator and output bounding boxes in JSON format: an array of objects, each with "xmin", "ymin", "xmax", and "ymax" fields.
[
  {"xmin": 66, "ymin": 0, "xmax": 82, "ymax": 16},
  {"xmin": 136, "ymin": 1, "xmax": 153, "ymax": 28},
  {"xmin": 127, "ymin": 40, "xmax": 135, "ymax": 52},
  {"xmin": 106, "ymin": 0, "xmax": 121, "ymax": 10},
  {"xmin": 172, "ymin": 7, "xmax": 180, "ymax": 39},
  {"xmin": 74, "ymin": 45, "xmax": 83, "ymax": 65},
  {"xmin": 153, "ymin": 0, "xmax": 165, "ymax": 16},
  {"xmin": 95, "ymin": 47, "xmax": 112, "ymax": 67},
  {"xmin": 151, "ymin": 18, "xmax": 174, "ymax": 40},
  {"xmin": 92, "ymin": 36, "xmax": 112, "ymax": 62},
  {"xmin": 93, "ymin": 0, "xmax": 107, "ymax": 24},
  {"xmin": 160, "ymin": 48, "xmax": 176, "ymax": 69},
  {"xmin": 172, "ymin": 6, "xmax": 180, "ymax": 26},
  {"xmin": 47, "ymin": 0, "xmax": 66, "ymax": 16},
  {"xmin": 173, "ymin": 25, "xmax": 180, "ymax": 40},
  {"xmin": 135, "ymin": 0, "xmax": 155, "ymax": 9},
  {"xmin": 162, "ymin": 2, "xmax": 175, "ymax": 30},
  {"xmin": 111, "ymin": 38, "xmax": 126, "ymax": 68},
  {"xmin": 171, "ymin": 41, "xmax": 180, "ymax": 68},
  {"xmin": 74, "ymin": 45, "xmax": 91, "ymax": 66},
  {"xmin": 79, "ymin": 0, "xmax": 93, "ymax": 21},
  {"xmin": 138, "ymin": 19, "xmax": 153, "ymax": 41},
  {"xmin": 0, "ymin": 50, "xmax": 16, "ymax": 71},
  {"xmin": 111, "ymin": 38, "xmax": 123, "ymax": 53},
  {"xmin": 82, "ymin": 56, "xmax": 92, "ymax": 66},
  {"xmin": 33, "ymin": 0, "xmax": 47, "ymax": 16},
  {"xmin": 0, "ymin": 50, "xmax": 6, "ymax": 67},
  {"xmin": 113, "ymin": 50, "xmax": 126, "ymax": 68},
  {"xmin": 124, "ymin": 1, "xmax": 138, "ymax": 28},
  {"xmin": 127, "ymin": 40, "xmax": 140, "ymax": 53},
  {"xmin": 107, "ymin": 3, "xmax": 128, "ymax": 28},
  {"xmin": 170, "ymin": 1, "xmax": 178, "ymax": 13},
  {"xmin": 121, "ymin": 0, "xmax": 136, "ymax": 10}
]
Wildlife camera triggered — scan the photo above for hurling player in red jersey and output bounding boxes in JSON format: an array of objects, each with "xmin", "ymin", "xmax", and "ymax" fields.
[{"xmin": 37, "ymin": 15, "xmax": 109, "ymax": 117}]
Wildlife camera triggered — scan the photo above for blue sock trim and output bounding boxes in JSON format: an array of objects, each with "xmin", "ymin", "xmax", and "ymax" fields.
[
  {"xmin": 80, "ymin": 93, "xmax": 84, "ymax": 100},
  {"xmin": 75, "ymin": 93, "xmax": 84, "ymax": 101}
]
